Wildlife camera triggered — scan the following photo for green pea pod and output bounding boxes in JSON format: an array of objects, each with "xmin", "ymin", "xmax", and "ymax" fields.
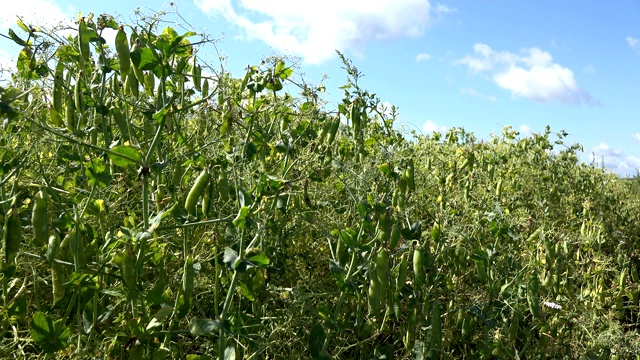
[
  {"xmin": 192, "ymin": 57, "xmax": 202, "ymax": 91},
  {"xmin": 51, "ymin": 262, "xmax": 65, "ymax": 304},
  {"xmin": 201, "ymin": 176, "xmax": 216, "ymax": 218},
  {"xmin": 144, "ymin": 72, "xmax": 155, "ymax": 96},
  {"xmin": 202, "ymin": 79, "xmax": 209, "ymax": 98},
  {"xmin": 31, "ymin": 190, "xmax": 48, "ymax": 247},
  {"xmin": 375, "ymin": 249, "xmax": 390, "ymax": 309},
  {"xmin": 52, "ymin": 61, "xmax": 64, "ymax": 113},
  {"xmin": 407, "ymin": 159, "xmax": 416, "ymax": 191},
  {"xmin": 396, "ymin": 253, "xmax": 408, "ymax": 292},
  {"xmin": 2, "ymin": 200, "xmax": 21, "ymax": 271},
  {"xmin": 78, "ymin": 18, "xmax": 90, "ymax": 62},
  {"xmin": 126, "ymin": 73, "xmax": 139, "ymax": 97},
  {"xmin": 413, "ymin": 248, "xmax": 425, "ymax": 291},
  {"xmin": 74, "ymin": 75, "xmax": 85, "ymax": 114},
  {"xmin": 111, "ymin": 107, "xmax": 130, "ymax": 142},
  {"xmin": 317, "ymin": 118, "xmax": 333, "ymax": 144},
  {"xmin": 46, "ymin": 233, "xmax": 60, "ymax": 265},
  {"xmin": 121, "ymin": 243, "xmax": 137, "ymax": 294},
  {"xmin": 182, "ymin": 256, "xmax": 195, "ymax": 301},
  {"xmin": 389, "ymin": 223, "xmax": 401, "ymax": 250},
  {"xmin": 377, "ymin": 211, "xmax": 391, "ymax": 243},
  {"xmin": 431, "ymin": 299, "xmax": 442, "ymax": 350},
  {"xmin": 185, "ymin": 169, "xmax": 211, "ymax": 217},
  {"xmin": 527, "ymin": 271, "xmax": 542, "ymax": 319},
  {"xmin": 115, "ymin": 27, "xmax": 130, "ymax": 78},
  {"xmin": 350, "ymin": 101, "xmax": 361, "ymax": 136},
  {"xmin": 326, "ymin": 116, "xmax": 340, "ymax": 145},
  {"xmin": 111, "ymin": 73, "xmax": 121, "ymax": 95},
  {"xmin": 217, "ymin": 171, "xmax": 229, "ymax": 202},
  {"xmin": 368, "ymin": 263, "xmax": 382, "ymax": 317}
]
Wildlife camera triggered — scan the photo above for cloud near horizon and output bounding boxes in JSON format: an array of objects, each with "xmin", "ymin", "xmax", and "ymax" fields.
[
  {"xmin": 458, "ymin": 43, "xmax": 598, "ymax": 106},
  {"xmin": 195, "ymin": 0, "xmax": 437, "ymax": 64}
]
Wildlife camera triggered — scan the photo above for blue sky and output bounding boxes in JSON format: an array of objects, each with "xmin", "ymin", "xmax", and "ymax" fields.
[{"xmin": 1, "ymin": 1, "xmax": 639, "ymax": 176}]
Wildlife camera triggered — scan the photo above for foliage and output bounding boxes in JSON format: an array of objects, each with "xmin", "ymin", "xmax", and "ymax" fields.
[{"xmin": 0, "ymin": 8, "xmax": 639, "ymax": 359}]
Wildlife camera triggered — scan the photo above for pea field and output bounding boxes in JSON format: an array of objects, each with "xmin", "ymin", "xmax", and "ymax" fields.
[{"xmin": 1, "ymin": 10, "xmax": 640, "ymax": 359}]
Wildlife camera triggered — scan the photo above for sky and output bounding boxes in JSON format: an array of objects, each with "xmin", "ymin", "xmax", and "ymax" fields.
[{"xmin": 1, "ymin": 1, "xmax": 639, "ymax": 176}]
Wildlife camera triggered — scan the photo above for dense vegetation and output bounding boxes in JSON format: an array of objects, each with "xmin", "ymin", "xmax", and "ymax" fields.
[{"xmin": 1, "ymin": 9, "xmax": 640, "ymax": 359}]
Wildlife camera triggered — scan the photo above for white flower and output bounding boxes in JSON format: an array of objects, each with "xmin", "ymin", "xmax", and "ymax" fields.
[{"xmin": 543, "ymin": 301, "xmax": 562, "ymax": 310}]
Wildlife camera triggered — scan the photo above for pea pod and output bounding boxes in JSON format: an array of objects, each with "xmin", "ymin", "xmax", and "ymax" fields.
[
  {"xmin": 51, "ymin": 262, "xmax": 65, "ymax": 304},
  {"xmin": 121, "ymin": 243, "xmax": 137, "ymax": 293},
  {"xmin": 78, "ymin": 18, "xmax": 90, "ymax": 62},
  {"xmin": 375, "ymin": 249, "xmax": 390, "ymax": 310},
  {"xmin": 201, "ymin": 176, "xmax": 216, "ymax": 218},
  {"xmin": 111, "ymin": 106, "xmax": 130, "ymax": 142},
  {"xmin": 376, "ymin": 211, "xmax": 391, "ymax": 243},
  {"xmin": 2, "ymin": 200, "xmax": 21, "ymax": 271},
  {"xmin": 350, "ymin": 101, "xmax": 361, "ymax": 136},
  {"xmin": 31, "ymin": 190, "xmax": 48, "ymax": 247},
  {"xmin": 46, "ymin": 233, "xmax": 60, "ymax": 265},
  {"xmin": 74, "ymin": 75, "xmax": 85, "ymax": 115},
  {"xmin": 125, "ymin": 73, "xmax": 139, "ymax": 97},
  {"xmin": 326, "ymin": 116, "xmax": 340, "ymax": 145},
  {"xmin": 182, "ymin": 256, "xmax": 195, "ymax": 302},
  {"xmin": 317, "ymin": 118, "xmax": 333, "ymax": 144},
  {"xmin": 413, "ymin": 248, "xmax": 425, "ymax": 291},
  {"xmin": 217, "ymin": 171, "xmax": 229, "ymax": 202},
  {"xmin": 528, "ymin": 271, "xmax": 542, "ymax": 319},
  {"xmin": 431, "ymin": 299, "xmax": 442, "ymax": 351},
  {"xmin": 185, "ymin": 169, "xmax": 211, "ymax": 217},
  {"xmin": 389, "ymin": 223, "xmax": 401, "ymax": 250},
  {"xmin": 115, "ymin": 27, "xmax": 130, "ymax": 78},
  {"xmin": 396, "ymin": 253, "xmax": 408, "ymax": 292},
  {"xmin": 202, "ymin": 79, "xmax": 209, "ymax": 98},
  {"xmin": 144, "ymin": 72, "xmax": 155, "ymax": 96},
  {"xmin": 367, "ymin": 263, "xmax": 382, "ymax": 317},
  {"xmin": 406, "ymin": 158, "xmax": 416, "ymax": 191},
  {"xmin": 496, "ymin": 178, "xmax": 503, "ymax": 198},
  {"xmin": 192, "ymin": 57, "xmax": 202, "ymax": 91},
  {"xmin": 52, "ymin": 61, "xmax": 64, "ymax": 113}
]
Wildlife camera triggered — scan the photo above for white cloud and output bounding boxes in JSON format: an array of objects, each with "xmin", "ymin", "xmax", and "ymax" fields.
[
  {"xmin": 0, "ymin": 1, "xmax": 70, "ymax": 31},
  {"xmin": 458, "ymin": 43, "xmax": 597, "ymax": 106},
  {"xmin": 422, "ymin": 119, "xmax": 447, "ymax": 133},
  {"xmin": 195, "ymin": 0, "xmax": 434, "ymax": 64},
  {"xmin": 415, "ymin": 53, "xmax": 431, "ymax": 62},
  {"xmin": 460, "ymin": 86, "xmax": 497, "ymax": 102},
  {"xmin": 590, "ymin": 142, "xmax": 640, "ymax": 176},
  {"xmin": 627, "ymin": 36, "xmax": 638, "ymax": 48},
  {"xmin": 434, "ymin": 3, "xmax": 456, "ymax": 14},
  {"xmin": 519, "ymin": 124, "xmax": 532, "ymax": 137},
  {"xmin": 633, "ymin": 133, "xmax": 640, "ymax": 142}
]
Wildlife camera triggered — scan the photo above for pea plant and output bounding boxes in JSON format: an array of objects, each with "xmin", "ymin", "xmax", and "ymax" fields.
[{"xmin": 1, "ymin": 8, "xmax": 640, "ymax": 360}]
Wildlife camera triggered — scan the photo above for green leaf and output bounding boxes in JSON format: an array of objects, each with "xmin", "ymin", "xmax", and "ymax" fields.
[
  {"xmin": 108, "ymin": 145, "xmax": 141, "ymax": 167},
  {"xmin": 8, "ymin": 29, "xmax": 27, "ymax": 46},
  {"xmin": 130, "ymin": 47, "xmax": 160, "ymax": 71},
  {"xmin": 309, "ymin": 323, "xmax": 328, "ymax": 360},
  {"xmin": 30, "ymin": 312, "xmax": 69, "ymax": 353},
  {"xmin": 232, "ymin": 206, "xmax": 251, "ymax": 228},
  {"xmin": 188, "ymin": 318, "xmax": 221, "ymax": 336},
  {"xmin": 340, "ymin": 228, "xmax": 358, "ymax": 249},
  {"xmin": 245, "ymin": 251, "xmax": 270, "ymax": 267},
  {"xmin": 224, "ymin": 344, "xmax": 236, "ymax": 360}
]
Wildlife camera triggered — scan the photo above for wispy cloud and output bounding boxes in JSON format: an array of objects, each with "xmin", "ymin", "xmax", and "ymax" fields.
[
  {"xmin": 519, "ymin": 124, "xmax": 532, "ymax": 137},
  {"xmin": 460, "ymin": 87, "xmax": 497, "ymax": 102},
  {"xmin": 633, "ymin": 133, "xmax": 640, "ymax": 142},
  {"xmin": 458, "ymin": 43, "xmax": 598, "ymax": 106},
  {"xmin": 422, "ymin": 119, "xmax": 447, "ymax": 133},
  {"xmin": 434, "ymin": 3, "xmax": 456, "ymax": 14},
  {"xmin": 627, "ymin": 36, "xmax": 638, "ymax": 49},
  {"xmin": 0, "ymin": 1, "xmax": 70, "ymax": 31},
  {"xmin": 195, "ymin": 0, "xmax": 437, "ymax": 64},
  {"xmin": 590, "ymin": 142, "xmax": 640, "ymax": 176},
  {"xmin": 415, "ymin": 53, "xmax": 431, "ymax": 62}
]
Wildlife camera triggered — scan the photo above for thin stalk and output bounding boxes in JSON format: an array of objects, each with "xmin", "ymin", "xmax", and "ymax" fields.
[{"xmin": 219, "ymin": 228, "xmax": 246, "ymax": 358}]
